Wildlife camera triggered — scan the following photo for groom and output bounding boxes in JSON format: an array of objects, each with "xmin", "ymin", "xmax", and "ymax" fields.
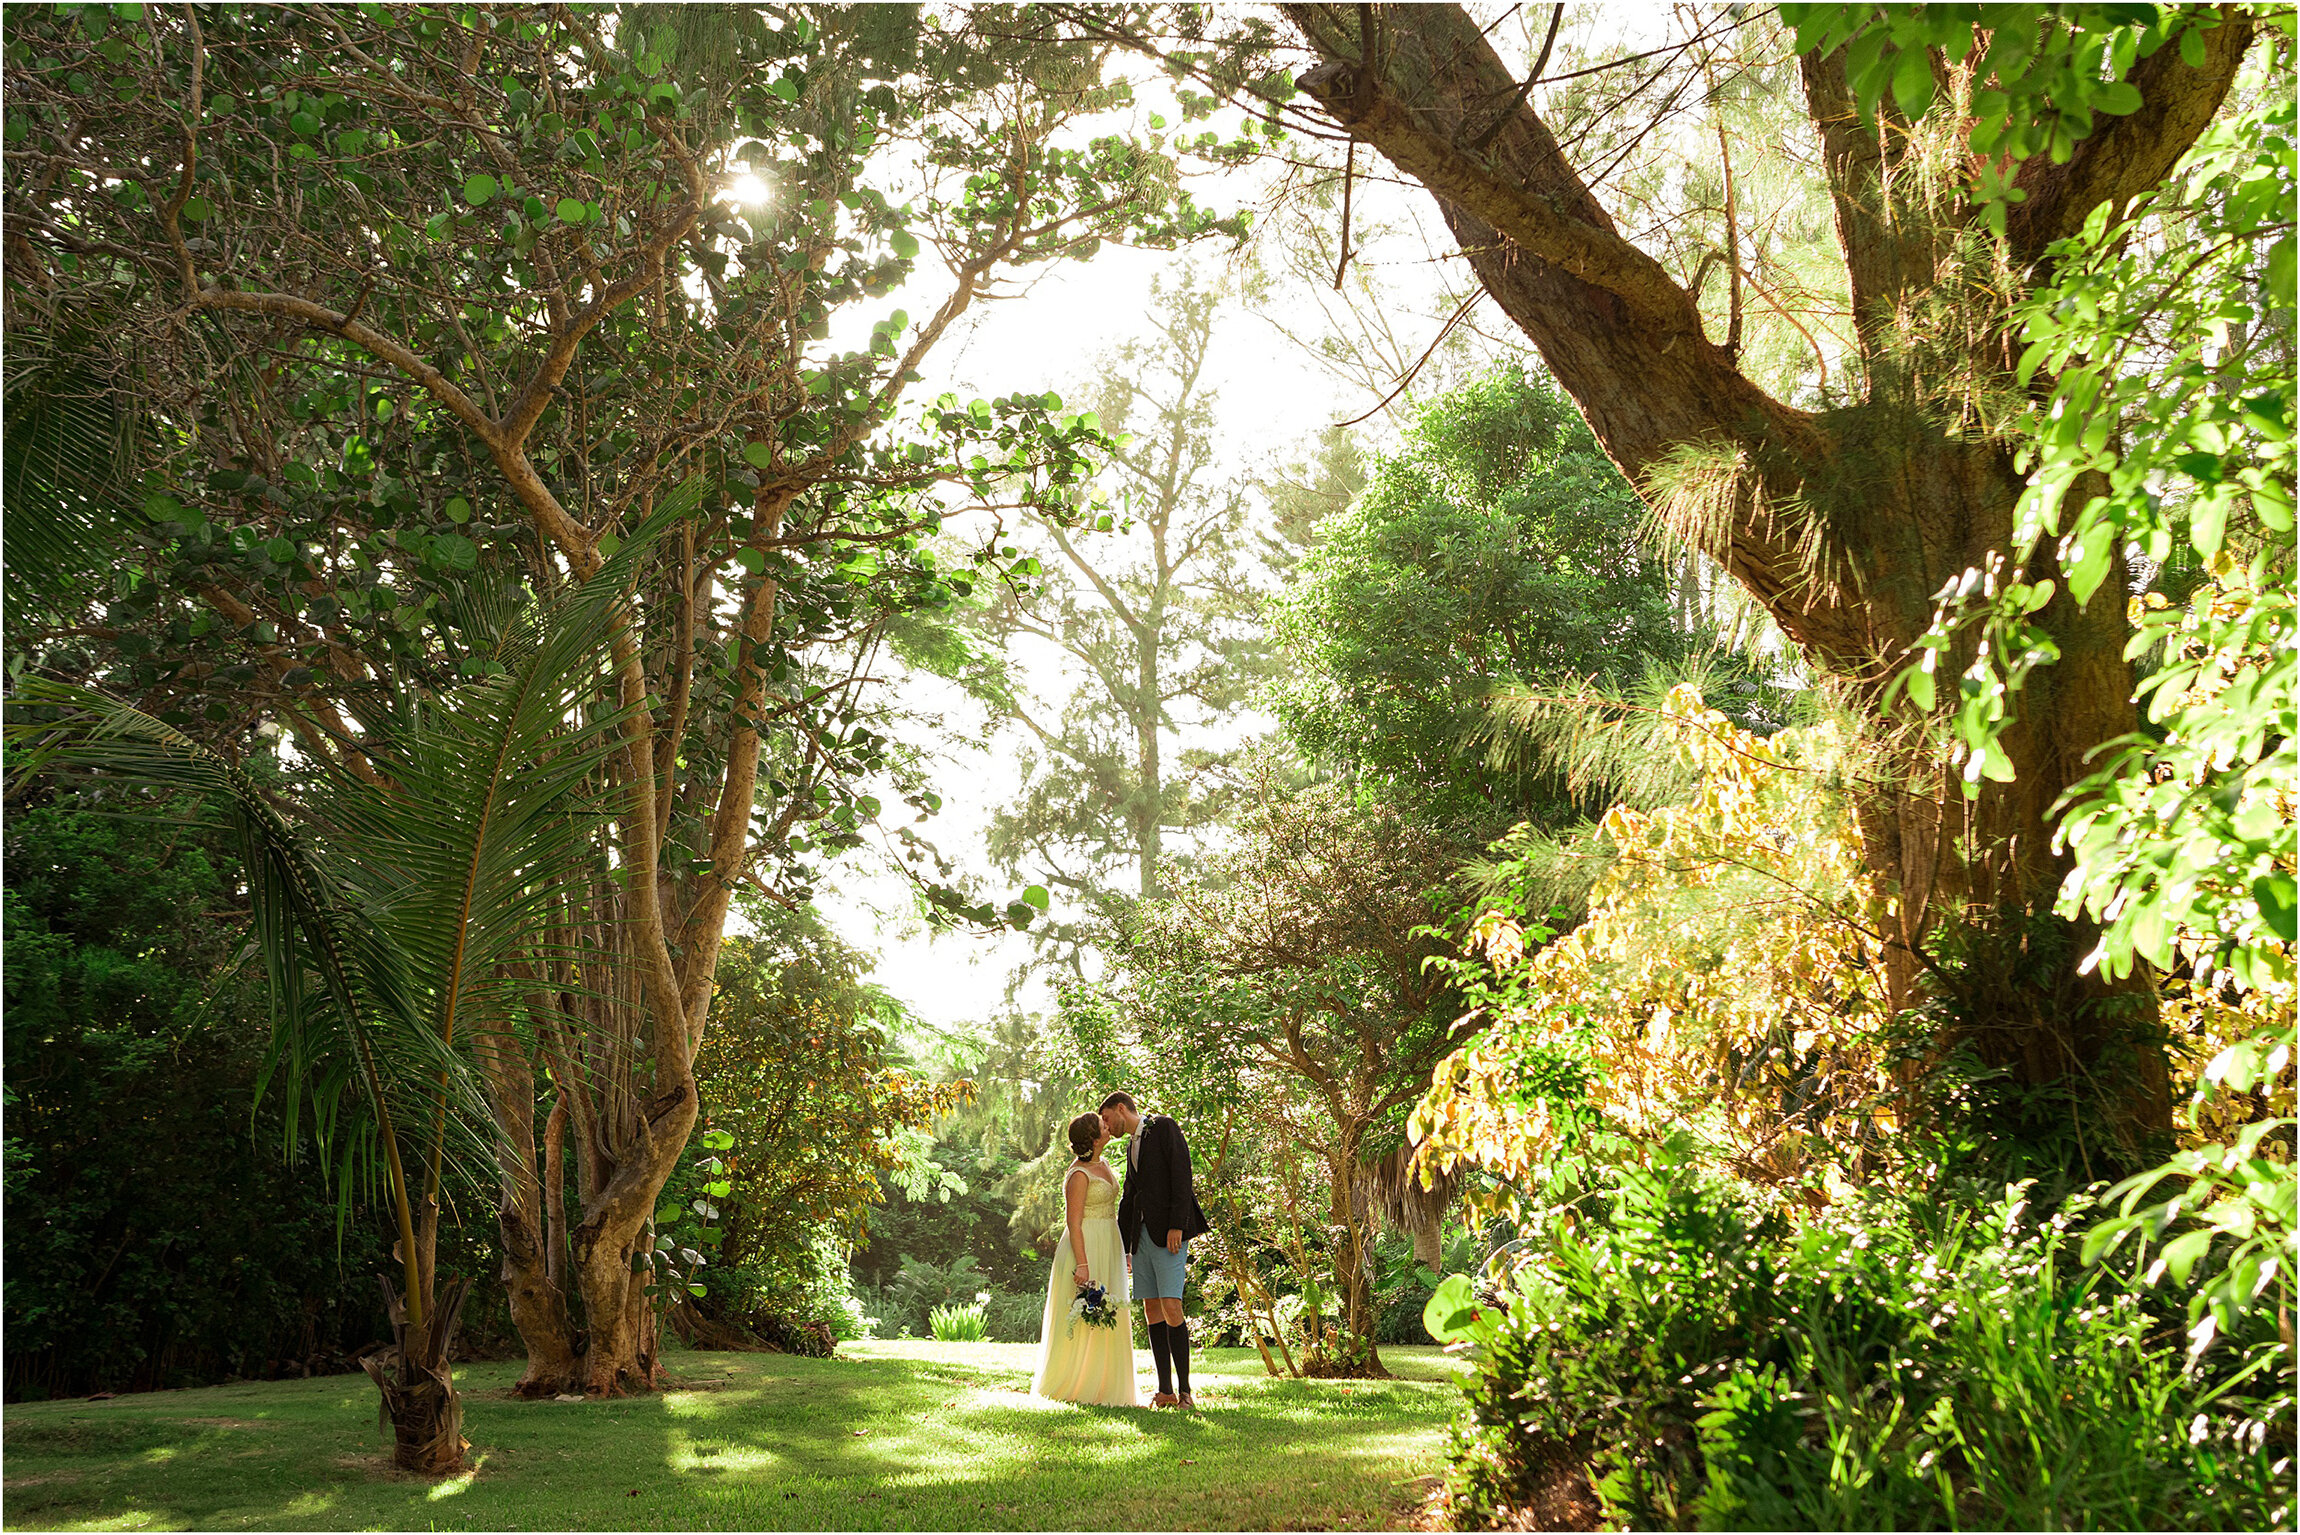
[{"xmin": 1101, "ymin": 1091, "xmax": 1210, "ymax": 1408}]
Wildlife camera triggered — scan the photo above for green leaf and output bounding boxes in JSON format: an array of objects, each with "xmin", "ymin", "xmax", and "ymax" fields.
[
  {"xmin": 428, "ymin": 532, "xmax": 478, "ymax": 570},
  {"xmin": 888, "ymin": 227, "xmax": 919, "ymax": 259},
  {"xmin": 554, "ymin": 197, "xmax": 588, "ymax": 225},
  {"xmin": 2254, "ymin": 873, "xmax": 2297, "ymax": 942},
  {"xmin": 2092, "ymin": 80, "xmax": 2143, "ymax": 116},
  {"xmin": 2189, "ymin": 489, "xmax": 2230, "ymax": 559},
  {"xmin": 2065, "ymin": 519, "xmax": 2117, "ymax": 603},
  {"xmin": 1890, "ymin": 45, "xmax": 1935, "ymax": 119},
  {"xmin": 462, "ymin": 173, "xmax": 498, "ymax": 207},
  {"xmin": 742, "ymin": 441, "xmax": 773, "ymax": 471},
  {"xmin": 444, "ymin": 496, "xmax": 472, "ymax": 524},
  {"xmin": 2160, "ymin": 1227, "xmax": 2213, "ymax": 1285},
  {"xmin": 1903, "ymin": 660, "xmax": 1935, "ymax": 713},
  {"xmin": 1422, "ymin": 1273, "xmax": 1495, "ymax": 1345},
  {"xmin": 1022, "ymin": 884, "xmax": 1050, "ymax": 910},
  {"xmin": 180, "ymin": 195, "xmax": 211, "ymax": 223},
  {"xmin": 735, "ymin": 547, "xmax": 765, "ymax": 575}
]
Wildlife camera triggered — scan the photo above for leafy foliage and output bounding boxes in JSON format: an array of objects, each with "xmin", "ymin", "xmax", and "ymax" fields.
[
  {"xmin": 927, "ymin": 1297, "xmax": 991, "ymax": 1343},
  {"xmin": 1782, "ymin": 4, "xmax": 2253, "ymax": 228},
  {"xmin": 1268, "ymin": 365, "xmax": 1699, "ymax": 823},
  {"xmin": 670, "ymin": 910, "xmax": 970, "ymax": 1342},
  {"xmin": 1824, "ymin": 0, "xmax": 2298, "ymax": 1401},
  {"xmin": 1416, "ymin": 684, "xmax": 1902, "ymax": 1206},
  {"xmin": 1433, "ymin": 1157, "xmax": 2292, "ymax": 1532},
  {"xmin": 2, "ymin": 802, "xmax": 394, "ymax": 1399}
]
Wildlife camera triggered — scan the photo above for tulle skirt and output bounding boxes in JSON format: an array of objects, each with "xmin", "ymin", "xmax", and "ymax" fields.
[{"xmin": 1030, "ymin": 1216, "xmax": 1136, "ymax": 1405}]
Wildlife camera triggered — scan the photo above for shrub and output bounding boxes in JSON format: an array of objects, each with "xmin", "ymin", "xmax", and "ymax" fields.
[
  {"xmin": 1433, "ymin": 1157, "xmax": 2293, "ymax": 1531},
  {"xmin": 868, "ymin": 1252, "xmax": 994, "ymax": 1339},
  {"xmin": 751, "ymin": 1313, "xmax": 837, "ymax": 1359},
  {"xmin": 2, "ymin": 804, "xmax": 400, "ymax": 1398},
  {"xmin": 929, "ymin": 1295, "xmax": 990, "ymax": 1343},
  {"xmin": 983, "ymin": 1288, "xmax": 1046, "ymax": 1344}
]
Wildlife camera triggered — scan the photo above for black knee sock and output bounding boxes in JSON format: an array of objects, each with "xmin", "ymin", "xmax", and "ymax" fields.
[
  {"xmin": 1171, "ymin": 1321, "xmax": 1191, "ymax": 1394},
  {"xmin": 1146, "ymin": 1320, "xmax": 1173, "ymax": 1395}
]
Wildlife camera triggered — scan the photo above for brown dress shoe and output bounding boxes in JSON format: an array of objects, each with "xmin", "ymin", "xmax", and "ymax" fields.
[
  {"xmin": 1149, "ymin": 1391, "xmax": 1179, "ymax": 1408},
  {"xmin": 1177, "ymin": 1391, "xmax": 1196, "ymax": 1410}
]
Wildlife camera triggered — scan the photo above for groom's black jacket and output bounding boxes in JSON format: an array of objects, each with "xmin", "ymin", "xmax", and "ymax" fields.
[{"xmin": 1117, "ymin": 1113, "xmax": 1211, "ymax": 1252}]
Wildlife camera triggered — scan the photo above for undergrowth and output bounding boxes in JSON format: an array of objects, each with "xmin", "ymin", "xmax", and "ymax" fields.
[{"xmin": 1438, "ymin": 1151, "xmax": 2293, "ymax": 1530}]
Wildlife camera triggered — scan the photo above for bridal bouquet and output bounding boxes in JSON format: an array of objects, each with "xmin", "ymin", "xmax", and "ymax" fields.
[{"xmin": 1068, "ymin": 1280, "xmax": 1118, "ymax": 1334}]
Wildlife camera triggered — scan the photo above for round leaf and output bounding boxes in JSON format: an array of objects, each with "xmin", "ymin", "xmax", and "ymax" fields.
[{"xmin": 462, "ymin": 173, "xmax": 498, "ymax": 207}]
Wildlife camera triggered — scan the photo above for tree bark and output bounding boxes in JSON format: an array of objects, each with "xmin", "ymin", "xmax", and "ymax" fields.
[
  {"xmin": 362, "ymin": 1276, "xmax": 472, "ymax": 1475},
  {"xmin": 1277, "ymin": 5, "xmax": 2253, "ymax": 1138}
]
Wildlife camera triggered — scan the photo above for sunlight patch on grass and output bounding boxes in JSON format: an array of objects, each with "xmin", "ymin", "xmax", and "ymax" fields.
[
  {"xmin": 667, "ymin": 1437, "xmax": 783, "ymax": 1475},
  {"xmin": 662, "ymin": 1388, "xmax": 771, "ymax": 1415},
  {"xmin": 426, "ymin": 1454, "xmax": 487, "ymax": 1500}
]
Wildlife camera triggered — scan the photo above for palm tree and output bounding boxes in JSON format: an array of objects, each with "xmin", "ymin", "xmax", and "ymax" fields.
[{"xmin": 7, "ymin": 523, "xmax": 667, "ymax": 1471}]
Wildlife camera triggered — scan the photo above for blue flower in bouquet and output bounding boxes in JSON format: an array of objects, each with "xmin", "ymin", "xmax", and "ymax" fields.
[{"xmin": 1068, "ymin": 1280, "xmax": 1117, "ymax": 1334}]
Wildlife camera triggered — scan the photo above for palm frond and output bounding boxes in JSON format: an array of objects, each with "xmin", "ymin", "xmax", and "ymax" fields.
[
  {"xmin": 4, "ymin": 680, "xmax": 489, "ymax": 1216},
  {"xmin": 2, "ymin": 332, "xmax": 146, "ymax": 624},
  {"xmin": 4, "ymin": 480, "xmax": 705, "ymax": 1219}
]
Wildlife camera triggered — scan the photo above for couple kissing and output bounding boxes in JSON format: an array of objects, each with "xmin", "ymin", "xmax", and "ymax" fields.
[{"xmin": 1029, "ymin": 1092, "xmax": 1211, "ymax": 1409}]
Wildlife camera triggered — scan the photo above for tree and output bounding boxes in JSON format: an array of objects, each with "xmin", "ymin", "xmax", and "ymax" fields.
[
  {"xmin": 4, "ymin": 2, "xmax": 1243, "ymax": 1411},
  {"xmin": 1269, "ymin": 362, "xmax": 1713, "ymax": 824},
  {"xmin": 14, "ymin": 549, "xmax": 653, "ymax": 1468},
  {"xmin": 1065, "ymin": 764, "xmax": 1477, "ymax": 1375},
  {"xmin": 981, "ymin": 267, "xmax": 1275, "ymax": 955},
  {"xmin": 668, "ymin": 910, "xmax": 968, "ymax": 1350},
  {"xmin": 1145, "ymin": 3, "xmax": 2260, "ymax": 1131}
]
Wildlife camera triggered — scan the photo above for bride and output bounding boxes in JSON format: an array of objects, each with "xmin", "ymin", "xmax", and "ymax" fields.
[{"xmin": 1030, "ymin": 1111, "xmax": 1137, "ymax": 1405}]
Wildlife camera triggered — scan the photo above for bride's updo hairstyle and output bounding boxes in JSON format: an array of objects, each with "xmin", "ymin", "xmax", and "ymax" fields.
[{"xmin": 1066, "ymin": 1111, "xmax": 1103, "ymax": 1162}]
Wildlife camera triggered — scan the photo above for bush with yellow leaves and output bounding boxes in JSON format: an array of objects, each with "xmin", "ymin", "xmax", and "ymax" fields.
[{"xmin": 1413, "ymin": 681, "xmax": 1905, "ymax": 1208}]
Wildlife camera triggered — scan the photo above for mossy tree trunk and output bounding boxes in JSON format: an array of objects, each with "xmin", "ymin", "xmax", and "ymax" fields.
[{"xmin": 1280, "ymin": 5, "xmax": 2256, "ymax": 1138}]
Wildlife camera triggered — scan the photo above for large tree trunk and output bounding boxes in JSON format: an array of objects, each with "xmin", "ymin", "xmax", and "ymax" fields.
[{"xmin": 1279, "ymin": 5, "xmax": 2253, "ymax": 1139}]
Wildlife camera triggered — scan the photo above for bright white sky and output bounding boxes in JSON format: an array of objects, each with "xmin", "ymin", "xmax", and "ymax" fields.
[
  {"xmin": 791, "ymin": 7, "xmax": 1699, "ymax": 1052},
  {"xmin": 808, "ymin": 155, "xmax": 1492, "ymax": 1048}
]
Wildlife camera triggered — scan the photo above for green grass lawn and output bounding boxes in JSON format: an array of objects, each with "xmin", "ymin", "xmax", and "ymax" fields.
[{"xmin": 2, "ymin": 1341, "xmax": 1468, "ymax": 1531}]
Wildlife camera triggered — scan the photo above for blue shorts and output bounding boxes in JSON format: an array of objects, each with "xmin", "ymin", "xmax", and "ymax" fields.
[{"xmin": 1132, "ymin": 1233, "xmax": 1189, "ymax": 1300}]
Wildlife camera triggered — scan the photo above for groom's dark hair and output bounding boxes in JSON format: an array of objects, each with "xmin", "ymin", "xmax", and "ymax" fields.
[{"xmin": 1099, "ymin": 1090, "xmax": 1137, "ymax": 1113}]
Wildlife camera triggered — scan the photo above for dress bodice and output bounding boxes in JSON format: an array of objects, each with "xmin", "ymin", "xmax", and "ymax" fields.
[{"xmin": 1074, "ymin": 1168, "xmax": 1119, "ymax": 1218}]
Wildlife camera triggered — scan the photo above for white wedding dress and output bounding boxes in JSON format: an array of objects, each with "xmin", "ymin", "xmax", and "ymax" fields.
[{"xmin": 1030, "ymin": 1167, "xmax": 1137, "ymax": 1405}]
